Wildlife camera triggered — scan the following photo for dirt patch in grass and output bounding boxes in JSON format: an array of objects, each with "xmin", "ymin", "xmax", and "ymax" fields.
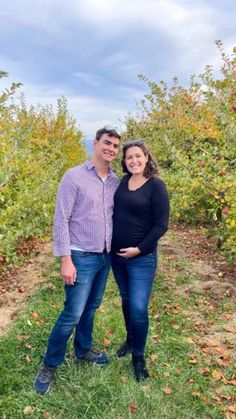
[
  {"xmin": 161, "ymin": 224, "xmax": 236, "ymax": 299},
  {"xmin": 0, "ymin": 241, "xmax": 53, "ymax": 337},
  {"xmin": 161, "ymin": 225, "xmax": 236, "ymax": 365},
  {"xmin": 172, "ymin": 224, "xmax": 236, "ymax": 282}
]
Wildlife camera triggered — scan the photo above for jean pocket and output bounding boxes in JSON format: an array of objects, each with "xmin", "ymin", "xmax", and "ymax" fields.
[{"xmin": 144, "ymin": 253, "xmax": 158, "ymax": 270}]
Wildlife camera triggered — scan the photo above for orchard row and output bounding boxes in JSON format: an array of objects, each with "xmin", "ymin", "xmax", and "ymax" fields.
[
  {"xmin": 0, "ymin": 72, "xmax": 86, "ymax": 273},
  {"xmin": 122, "ymin": 41, "xmax": 236, "ymax": 263}
]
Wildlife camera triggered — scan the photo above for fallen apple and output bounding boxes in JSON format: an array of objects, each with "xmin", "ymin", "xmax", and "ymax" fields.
[{"xmin": 31, "ymin": 312, "xmax": 39, "ymax": 318}]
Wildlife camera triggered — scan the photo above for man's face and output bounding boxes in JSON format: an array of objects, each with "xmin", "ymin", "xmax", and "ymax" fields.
[{"xmin": 94, "ymin": 134, "xmax": 120, "ymax": 163}]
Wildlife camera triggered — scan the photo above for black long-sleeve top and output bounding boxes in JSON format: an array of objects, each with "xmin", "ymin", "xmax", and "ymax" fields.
[{"xmin": 111, "ymin": 175, "xmax": 170, "ymax": 255}]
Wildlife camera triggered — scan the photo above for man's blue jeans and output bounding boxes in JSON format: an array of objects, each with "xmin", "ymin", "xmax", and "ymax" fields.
[
  {"xmin": 44, "ymin": 250, "xmax": 111, "ymax": 368},
  {"xmin": 112, "ymin": 252, "xmax": 157, "ymax": 356}
]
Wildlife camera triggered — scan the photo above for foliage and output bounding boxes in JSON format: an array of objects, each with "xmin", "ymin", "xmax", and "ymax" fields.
[
  {"xmin": 0, "ymin": 72, "xmax": 86, "ymax": 271},
  {"xmin": 124, "ymin": 41, "xmax": 236, "ymax": 263}
]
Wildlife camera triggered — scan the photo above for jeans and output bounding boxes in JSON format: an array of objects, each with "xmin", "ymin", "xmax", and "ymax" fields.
[
  {"xmin": 112, "ymin": 252, "xmax": 157, "ymax": 356},
  {"xmin": 44, "ymin": 250, "xmax": 111, "ymax": 367}
]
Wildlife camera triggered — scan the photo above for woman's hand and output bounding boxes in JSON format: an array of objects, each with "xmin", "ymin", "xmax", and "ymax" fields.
[{"xmin": 117, "ymin": 247, "xmax": 141, "ymax": 258}]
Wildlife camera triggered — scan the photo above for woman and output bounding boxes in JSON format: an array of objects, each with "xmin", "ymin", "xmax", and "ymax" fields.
[{"xmin": 111, "ymin": 139, "xmax": 169, "ymax": 381}]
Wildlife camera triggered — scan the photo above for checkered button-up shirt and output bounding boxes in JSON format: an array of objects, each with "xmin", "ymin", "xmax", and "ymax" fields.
[{"xmin": 53, "ymin": 161, "xmax": 119, "ymax": 256}]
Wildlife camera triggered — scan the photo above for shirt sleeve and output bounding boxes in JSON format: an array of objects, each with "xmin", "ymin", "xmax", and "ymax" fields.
[
  {"xmin": 53, "ymin": 170, "xmax": 78, "ymax": 256},
  {"xmin": 137, "ymin": 179, "xmax": 170, "ymax": 254}
]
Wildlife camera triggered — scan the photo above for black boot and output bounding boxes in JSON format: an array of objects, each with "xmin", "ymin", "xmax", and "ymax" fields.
[
  {"xmin": 132, "ymin": 355, "xmax": 149, "ymax": 382},
  {"xmin": 117, "ymin": 341, "xmax": 132, "ymax": 358}
]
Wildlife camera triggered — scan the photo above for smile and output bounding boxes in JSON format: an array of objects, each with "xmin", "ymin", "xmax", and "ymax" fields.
[{"xmin": 104, "ymin": 151, "xmax": 114, "ymax": 156}]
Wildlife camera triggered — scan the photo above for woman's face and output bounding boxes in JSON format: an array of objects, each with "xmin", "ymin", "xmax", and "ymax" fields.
[{"xmin": 124, "ymin": 146, "xmax": 148, "ymax": 176}]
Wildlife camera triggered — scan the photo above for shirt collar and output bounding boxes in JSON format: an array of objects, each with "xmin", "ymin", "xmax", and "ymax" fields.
[
  {"xmin": 85, "ymin": 160, "xmax": 113, "ymax": 175},
  {"xmin": 85, "ymin": 160, "xmax": 95, "ymax": 170}
]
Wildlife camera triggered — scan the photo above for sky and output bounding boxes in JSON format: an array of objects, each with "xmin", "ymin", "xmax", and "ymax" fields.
[{"xmin": 0, "ymin": 0, "xmax": 235, "ymax": 143}]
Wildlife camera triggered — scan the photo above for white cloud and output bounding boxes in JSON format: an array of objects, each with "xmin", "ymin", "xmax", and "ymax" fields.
[
  {"xmin": 0, "ymin": 0, "xmax": 235, "ymax": 140},
  {"xmin": 66, "ymin": 95, "xmax": 133, "ymax": 139},
  {"xmin": 1, "ymin": 0, "xmax": 216, "ymax": 46},
  {"xmin": 64, "ymin": 0, "xmax": 222, "ymax": 79},
  {"xmin": 2, "ymin": 80, "xmax": 131, "ymax": 139},
  {"xmin": 73, "ymin": 72, "xmax": 102, "ymax": 87},
  {"xmin": 1, "ymin": 0, "xmax": 233, "ymax": 82}
]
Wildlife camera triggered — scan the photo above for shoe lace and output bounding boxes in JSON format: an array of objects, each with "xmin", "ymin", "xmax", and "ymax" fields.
[{"xmin": 40, "ymin": 366, "xmax": 54, "ymax": 381}]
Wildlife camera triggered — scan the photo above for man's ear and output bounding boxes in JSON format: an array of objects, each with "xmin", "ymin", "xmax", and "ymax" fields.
[{"xmin": 93, "ymin": 139, "xmax": 98, "ymax": 146}]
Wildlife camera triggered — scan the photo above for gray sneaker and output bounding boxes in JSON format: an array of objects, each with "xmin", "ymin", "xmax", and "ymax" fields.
[{"xmin": 34, "ymin": 364, "xmax": 56, "ymax": 395}]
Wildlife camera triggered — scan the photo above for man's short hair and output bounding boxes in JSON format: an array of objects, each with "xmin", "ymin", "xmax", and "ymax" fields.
[{"xmin": 96, "ymin": 125, "xmax": 121, "ymax": 141}]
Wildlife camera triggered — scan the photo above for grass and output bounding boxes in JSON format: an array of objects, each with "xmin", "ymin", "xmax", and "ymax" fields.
[{"xmin": 0, "ymin": 245, "xmax": 235, "ymax": 419}]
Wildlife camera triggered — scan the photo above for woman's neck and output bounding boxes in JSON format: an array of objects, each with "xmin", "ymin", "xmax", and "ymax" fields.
[
  {"xmin": 128, "ymin": 174, "xmax": 149, "ymax": 191},
  {"xmin": 130, "ymin": 173, "xmax": 146, "ymax": 181}
]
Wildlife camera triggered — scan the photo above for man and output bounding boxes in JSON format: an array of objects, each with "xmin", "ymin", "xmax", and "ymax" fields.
[{"xmin": 34, "ymin": 126, "xmax": 121, "ymax": 394}]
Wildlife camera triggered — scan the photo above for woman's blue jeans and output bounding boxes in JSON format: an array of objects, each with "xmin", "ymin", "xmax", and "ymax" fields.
[
  {"xmin": 44, "ymin": 250, "xmax": 111, "ymax": 367},
  {"xmin": 112, "ymin": 252, "xmax": 157, "ymax": 356}
]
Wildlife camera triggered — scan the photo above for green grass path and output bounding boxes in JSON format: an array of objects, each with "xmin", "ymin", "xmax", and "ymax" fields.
[{"xmin": 0, "ymin": 232, "xmax": 235, "ymax": 419}]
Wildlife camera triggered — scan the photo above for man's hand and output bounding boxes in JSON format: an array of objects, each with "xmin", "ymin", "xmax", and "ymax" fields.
[
  {"xmin": 117, "ymin": 247, "xmax": 141, "ymax": 258},
  {"xmin": 61, "ymin": 256, "xmax": 77, "ymax": 285}
]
